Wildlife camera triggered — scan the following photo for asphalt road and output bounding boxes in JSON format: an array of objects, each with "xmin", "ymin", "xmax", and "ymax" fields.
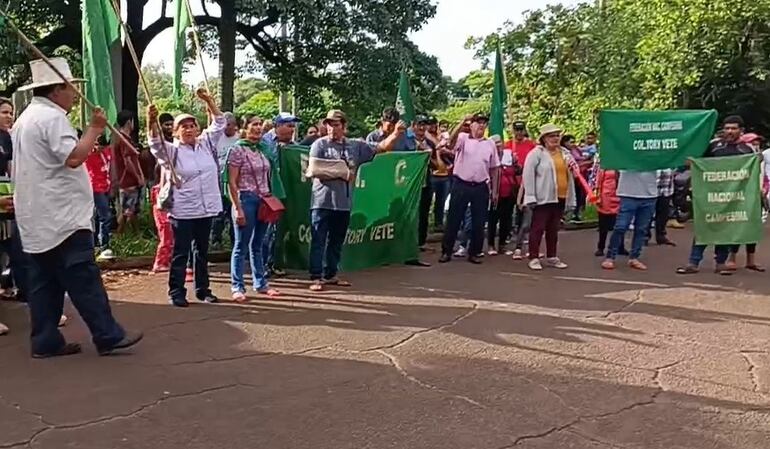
[{"xmin": 1, "ymin": 226, "xmax": 769, "ymax": 448}]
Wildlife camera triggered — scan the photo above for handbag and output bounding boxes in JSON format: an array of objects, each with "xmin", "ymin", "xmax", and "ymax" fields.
[
  {"xmin": 258, "ymin": 194, "xmax": 285, "ymax": 223},
  {"xmin": 156, "ymin": 146, "xmax": 179, "ymax": 211}
]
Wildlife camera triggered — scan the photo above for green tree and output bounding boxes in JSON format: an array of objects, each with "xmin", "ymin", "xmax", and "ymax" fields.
[{"xmin": 469, "ymin": 0, "xmax": 770, "ymax": 136}]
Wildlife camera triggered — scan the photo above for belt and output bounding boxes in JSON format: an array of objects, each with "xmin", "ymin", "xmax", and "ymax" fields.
[{"xmin": 454, "ymin": 176, "xmax": 488, "ymax": 187}]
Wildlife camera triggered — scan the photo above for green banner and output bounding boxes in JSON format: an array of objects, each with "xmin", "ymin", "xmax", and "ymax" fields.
[
  {"xmin": 599, "ymin": 109, "xmax": 717, "ymax": 170},
  {"xmin": 690, "ymin": 154, "xmax": 763, "ymax": 245},
  {"xmin": 277, "ymin": 146, "xmax": 429, "ymax": 271}
]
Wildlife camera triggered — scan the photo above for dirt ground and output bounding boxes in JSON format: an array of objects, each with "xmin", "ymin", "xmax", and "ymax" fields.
[{"xmin": 1, "ymin": 226, "xmax": 769, "ymax": 448}]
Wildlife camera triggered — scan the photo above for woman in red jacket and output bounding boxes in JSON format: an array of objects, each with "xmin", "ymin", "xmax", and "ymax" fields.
[{"xmin": 595, "ymin": 168, "xmax": 621, "ymax": 257}]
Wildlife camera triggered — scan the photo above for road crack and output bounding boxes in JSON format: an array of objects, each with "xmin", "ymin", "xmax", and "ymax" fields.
[
  {"xmin": 1, "ymin": 383, "xmax": 253, "ymax": 448},
  {"xmin": 360, "ymin": 301, "xmax": 480, "ymax": 353},
  {"xmin": 740, "ymin": 352, "xmax": 762, "ymax": 394},
  {"xmin": 376, "ymin": 349, "xmax": 485, "ymax": 408},
  {"xmin": 600, "ymin": 290, "xmax": 644, "ymax": 319}
]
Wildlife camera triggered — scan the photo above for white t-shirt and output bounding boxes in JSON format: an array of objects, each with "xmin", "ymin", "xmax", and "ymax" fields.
[
  {"xmin": 762, "ymin": 149, "xmax": 770, "ymax": 180},
  {"xmin": 215, "ymin": 133, "xmax": 240, "ymax": 168},
  {"xmin": 11, "ymin": 97, "xmax": 93, "ymax": 254}
]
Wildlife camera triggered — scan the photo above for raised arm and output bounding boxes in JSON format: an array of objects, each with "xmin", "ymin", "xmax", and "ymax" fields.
[
  {"xmin": 375, "ymin": 120, "xmax": 408, "ymax": 153},
  {"xmin": 146, "ymin": 104, "xmax": 171, "ymax": 166},
  {"xmin": 63, "ymin": 108, "xmax": 107, "ymax": 169}
]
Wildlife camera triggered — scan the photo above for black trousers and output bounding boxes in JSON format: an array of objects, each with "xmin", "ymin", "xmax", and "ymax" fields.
[
  {"xmin": 27, "ymin": 230, "xmax": 125, "ymax": 354},
  {"xmin": 442, "ymin": 178, "xmax": 489, "ymax": 257},
  {"xmin": 654, "ymin": 195, "xmax": 672, "ymax": 242},
  {"xmin": 418, "ymin": 182, "xmax": 432, "ymax": 247},
  {"xmin": 169, "ymin": 217, "xmax": 213, "ymax": 301},
  {"xmin": 597, "ymin": 213, "xmax": 617, "ymax": 251},
  {"xmin": 487, "ymin": 195, "xmax": 516, "ymax": 249}
]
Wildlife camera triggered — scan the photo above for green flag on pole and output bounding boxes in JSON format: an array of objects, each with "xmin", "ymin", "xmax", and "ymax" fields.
[
  {"xmin": 489, "ymin": 45, "xmax": 507, "ymax": 138},
  {"xmin": 172, "ymin": 0, "xmax": 191, "ymax": 98},
  {"xmin": 395, "ymin": 69, "xmax": 415, "ymax": 123},
  {"xmin": 82, "ymin": 0, "xmax": 120, "ymax": 125}
]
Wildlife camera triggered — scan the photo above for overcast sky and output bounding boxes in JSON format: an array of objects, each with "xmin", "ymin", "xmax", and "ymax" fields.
[{"xmin": 140, "ymin": 0, "xmax": 579, "ymax": 84}]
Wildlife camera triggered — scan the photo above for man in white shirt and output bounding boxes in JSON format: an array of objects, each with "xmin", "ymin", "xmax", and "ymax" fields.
[
  {"xmin": 211, "ymin": 112, "xmax": 240, "ymax": 248},
  {"xmin": 11, "ymin": 58, "xmax": 141, "ymax": 358}
]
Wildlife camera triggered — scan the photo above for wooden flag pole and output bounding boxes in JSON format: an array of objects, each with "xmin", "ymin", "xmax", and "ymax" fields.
[
  {"xmin": 0, "ymin": 11, "xmax": 140, "ymax": 155},
  {"xmin": 107, "ymin": 0, "xmax": 180, "ymax": 184},
  {"xmin": 183, "ymin": 0, "xmax": 210, "ymax": 93}
]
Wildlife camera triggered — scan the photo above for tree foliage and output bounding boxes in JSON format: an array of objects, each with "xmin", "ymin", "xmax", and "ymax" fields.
[
  {"xmin": 1, "ymin": 0, "xmax": 444, "ymax": 136},
  {"xmin": 469, "ymin": 0, "xmax": 770, "ymax": 136}
]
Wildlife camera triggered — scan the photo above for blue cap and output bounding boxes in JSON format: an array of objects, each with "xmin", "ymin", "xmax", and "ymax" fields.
[{"xmin": 274, "ymin": 112, "xmax": 300, "ymax": 126}]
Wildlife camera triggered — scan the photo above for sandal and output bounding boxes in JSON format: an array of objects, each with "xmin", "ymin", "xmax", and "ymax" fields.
[
  {"xmin": 323, "ymin": 278, "xmax": 352, "ymax": 287},
  {"xmin": 628, "ymin": 259, "xmax": 648, "ymax": 271},
  {"xmin": 676, "ymin": 266, "xmax": 699, "ymax": 275},
  {"xmin": 746, "ymin": 265, "xmax": 766, "ymax": 272},
  {"xmin": 232, "ymin": 292, "xmax": 248, "ymax": 303},
  {"xmin": 259, "ymin": 288, "xmax": 281, "ymax": 297},
  {"xmin": 714, "ymin": 266, "xmax": 734, "ymax": 276},
  {"xmin": 309, "ymin": 281, "xmax": 324, "ymax": 292}
]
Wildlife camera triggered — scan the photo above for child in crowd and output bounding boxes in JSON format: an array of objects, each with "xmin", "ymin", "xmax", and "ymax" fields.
[
  {"xmin": 594, "ymin": 167, "xmax": 619, "ymax": 257},
  {"xmin": 511, "ymin": 186, "xmax": 534, "ymax": 260}
]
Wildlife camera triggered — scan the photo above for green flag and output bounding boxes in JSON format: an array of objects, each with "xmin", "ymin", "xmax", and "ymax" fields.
[
  {"xmin": 395, "ymin": 69, "xmax": 415, "ymax": 123},
  {"xmin": 172, "ymin": 0, "xmax": 191, "ymax": 97},
  {"xmin": 489, "ymin": 45, "xmax": 507, "ymax": 138},
  {"xmin": 278, "ymin": 146, "xmax": 429, "ymax": 271},
  {"xmin": 690, "ymin": 154, "xmax": 763, "ymax": 245},
  {"xmin": 599, "ymin": 109, "xmax": 717, "ymax": 170},
  {"xmin": 82, "ymin": 0, "xmax": 120, "ymax": 125}
]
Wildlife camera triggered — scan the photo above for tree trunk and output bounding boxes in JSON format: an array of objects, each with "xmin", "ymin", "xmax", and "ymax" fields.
[
  {"xmin": 121, "ymin": 0, "xmax": 148, "ymax": 134},
  {"xmin": 219, "ymin": 0, "xmax": 237, "ymax": 112}
]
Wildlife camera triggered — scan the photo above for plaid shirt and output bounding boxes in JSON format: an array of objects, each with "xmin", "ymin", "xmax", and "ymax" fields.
[{"xmin": 656, "ymin": 169, "xmax": 674, "ymax": 197}]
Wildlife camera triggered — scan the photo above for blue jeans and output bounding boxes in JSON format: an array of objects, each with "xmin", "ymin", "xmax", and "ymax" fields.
[
  {"xmin": 309, "ymin": 209, "xmax": 350, "ymax": 281},
  {"xmin": 607, "ymin": 197, "xmax": 656, "ymax": 260},
  {"xmin": 93, "ymin": 192, "xmax": 112, "ymax": 249},
  {"xmin": 689, "ymin": 242, "xmax": 730, "ymax": 267},
  {"xmin": 169, "ymin": 217, "xmax": 213, "ymax": 301},
  {"xmin": 231, "ymin": 192, "xmax": 270, "ymax": 293},
  {"xmin": 430, "ymin": 175, "xmax": 450, "ymax": 228},
  {"xmin": 27, "ymin": 230, "xmax": 125, "ymax": 355},
  {"xmin": 262, "ymin": 223, "xmax": 277, "ymax": 269}
]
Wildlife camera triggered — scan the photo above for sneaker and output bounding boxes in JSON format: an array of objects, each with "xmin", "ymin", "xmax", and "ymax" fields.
[
  {"xmin": 232, "ymin": 292, "xmax": 248, "ymax": 303},
  {"xmin": 453, "ymin": 246, "xmax": 467, "ymax": 258},
  {"xmin": 197, "ymin": 294, "xmax": 219, "ymax": 304},
  {"xmin": 98, "ymin": 331, "xmax": 143, "ymax": 356},
  {"xmin": 545, "ymin": 257, "xmax": 568, "ymax": 269},
  {"xmin": 601, "ymin": 259, "xmax": 615, "ymax": 270},
  {"xmin": 528, "ymin": 258, "xmax": 543, "ymax": 271},
  {"xmin": 667, "ymin": 219, "xmax": 685, "ymax": 229},
  {"xmin": 170, "ymin": 297, "xmax": 190, "ymax": 308},
  {"xmin": 96, "ymin": 249, "xmax": 115, "ymax": 261},
  {"xmin": 488, "ymin": 249, "xmax": 499, "ymax": 256},
  {"xmin": 628, "ymin": 259, "xmax": 648, "ymax": 271},
  {"xmin": 512, "ymin": 249, "xmax": 523, "ymax": 260},
  {"xmin": 504, "ymin": 249, "xmax": 514, "ymax": 256}
]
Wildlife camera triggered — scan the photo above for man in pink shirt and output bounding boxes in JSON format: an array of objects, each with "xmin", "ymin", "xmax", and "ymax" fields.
[{"xmin": 439, "ymin": 114, "xmax": 501, "ymax": 264}]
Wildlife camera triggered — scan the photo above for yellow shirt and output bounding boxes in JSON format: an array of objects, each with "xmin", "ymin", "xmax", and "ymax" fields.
[{"xmin": 550, "ymin": 150, "xmax": 569, "ymax": 199}]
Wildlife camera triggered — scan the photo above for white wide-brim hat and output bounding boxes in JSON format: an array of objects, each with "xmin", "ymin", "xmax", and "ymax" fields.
[{"xmin": 18, "ymin": 57, "xmax": 85, "ymax": 91}]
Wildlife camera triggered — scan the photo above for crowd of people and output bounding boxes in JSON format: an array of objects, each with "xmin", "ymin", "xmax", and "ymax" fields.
[{"xmin": 0, "ymin": 56, "xmax": 767, "ymax": 359}]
